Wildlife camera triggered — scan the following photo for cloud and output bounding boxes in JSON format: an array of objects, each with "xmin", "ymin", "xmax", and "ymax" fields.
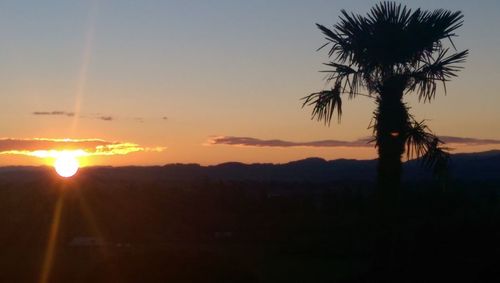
[
  {"xmin": 206, "ymin": 136, "xmax": 373, "ymax": 148},
  {"xmin": 32, "ymin": 111, "xmax": 167, "ymax": 123},
  {"xmin": 0, "ymin": 138, "xmax": 165, "ymax": 158},
  {"xmin": 98, "ymin": 116, "xmax": 113, "ymax": 121},
  {"xmin": 440, "ymin": 136, "xmax": 500, "ymax": 146},
  {"xmin": 33, "ymin": 111, "xmax": 75, "ymax": 117},
  {"xmin": 33, "ymin": 110, "xmax": 114, "ymax": 122},
  {"xmin": 207, "ymin": 135, "xmax": 500, "ymax": 148}
]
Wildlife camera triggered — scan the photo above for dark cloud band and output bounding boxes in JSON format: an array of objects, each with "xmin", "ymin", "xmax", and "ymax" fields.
[
  {"xmin": 207, "ymin": 136, "xmax": 373, "ymax": 148},
  {"xmin": 32, "ymin": 111, "xmax": 168, "ymax": 123},
  {"xmin": 33, "ymin": 111, "xmax": 74, "ymax": 117},
  {"xmin": 207, "ymin": 135, "xmax": 500, "ymax": 148},
  {"xmin": 440, "ymin": 136, "xmax": 500, "ymax": 146}
]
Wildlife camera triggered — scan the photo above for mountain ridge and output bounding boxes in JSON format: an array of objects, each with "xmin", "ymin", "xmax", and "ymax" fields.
[{"xmin": 1, "ymin": 150, "xmax": 499, "ymax": 183}]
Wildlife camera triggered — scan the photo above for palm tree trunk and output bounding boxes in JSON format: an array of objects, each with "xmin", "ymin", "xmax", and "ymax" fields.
[
  {"xmin": 372, "ymin": 87, "xmax": 409, "ymax": 278},
  {"xmin": 375, "ymin": 89, "xmax": 408, "ymax": 196}
]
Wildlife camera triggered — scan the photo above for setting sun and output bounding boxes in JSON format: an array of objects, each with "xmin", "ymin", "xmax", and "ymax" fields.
[{"xmin": 54, "ymin": 153, "xmax": 79, "ymax": 177}]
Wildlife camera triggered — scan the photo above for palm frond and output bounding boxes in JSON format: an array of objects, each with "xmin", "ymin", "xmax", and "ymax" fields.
[
  {"xmin": 315, "ymin": 24, "xmax": 349, "ymax": 61},
  {"xmin": 301, "ymin": 82, "xmax": 343, "ymax": 125},
  {"xmin": 404, "ymin": 118, "xmax": 451, "ymax": 179},
  {"xmin": 316, "ymin": 2, "xmax": 466, "ymax": 75},
  {"xmin": 320, "ymin": 62, "xmax": 364, "ymax": 98},
  {"xmin": 409, "ymin": 49, "xmax": 468, "ymax": 102},
  {"xmin": 421, "ymin": 138, "xmax": 451, "ymax": 179},
  {"xmin": 405, "ymin": 119, "xmax": 434, "ymax": 160}
]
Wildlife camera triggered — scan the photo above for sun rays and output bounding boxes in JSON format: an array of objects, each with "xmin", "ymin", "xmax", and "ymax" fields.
[
  {"xmin": 38, "ymin": 192, "xmax": 64, "ymax": 283},
  {"xmin": 37, "ymin": 180, "xmax": 118, "ymax": 283},
  {"xmin": 71, "ymin": 0, "xmax": 99, "ymax": 134}
]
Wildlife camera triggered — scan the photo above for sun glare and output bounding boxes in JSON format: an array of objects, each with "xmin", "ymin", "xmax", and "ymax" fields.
[{"xmin": 54, "ymin": 153, "xmax": 79, "ymax": 177}]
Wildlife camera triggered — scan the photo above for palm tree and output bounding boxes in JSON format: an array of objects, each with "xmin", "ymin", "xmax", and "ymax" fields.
[{"xmin": 303, "ymin": 2, "xmax": 468, "ymax": 192}]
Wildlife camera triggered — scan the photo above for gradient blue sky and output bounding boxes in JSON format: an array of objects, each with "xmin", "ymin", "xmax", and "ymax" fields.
[{"xmin": 1, "ymin": 0, "xmax": 499, "ymax": 165}]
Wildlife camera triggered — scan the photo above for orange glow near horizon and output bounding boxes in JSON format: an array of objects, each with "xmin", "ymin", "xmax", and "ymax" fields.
[
  {"xmin": 34, "ymin": 149, "xmax": 89, "ymax": 169},
  {"xmin": 0, "ymin": 137, "xmax": 166, "ymax": 166}
]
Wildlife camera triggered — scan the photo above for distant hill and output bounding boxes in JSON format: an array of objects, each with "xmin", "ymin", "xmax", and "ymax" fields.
[
  {"xmin": 404, "ymin": 150, "xmax": 500, "ymax": 182},
  {"xmin": 158, "ymin": 150, "xmax": 500, "ymax": 182},
  {"xmin": 1, "ymin": 150, "xmax": 499, "ymax": 183}
]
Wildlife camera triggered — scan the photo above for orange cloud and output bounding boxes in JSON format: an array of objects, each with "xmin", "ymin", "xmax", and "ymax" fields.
[{"xmin": 0, "ymin": 138, "xmax": 165, "ymax": 158}]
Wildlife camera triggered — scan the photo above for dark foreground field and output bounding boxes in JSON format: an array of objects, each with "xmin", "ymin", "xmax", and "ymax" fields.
[{"xmin": 0, "ymin": 167, "xmax": 498, "ymax": 282}]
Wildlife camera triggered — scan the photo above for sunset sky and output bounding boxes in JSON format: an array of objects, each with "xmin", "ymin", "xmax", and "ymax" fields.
[{"xmin": 2, "ymin": 0, "xmax": 500, "ymax": 166}]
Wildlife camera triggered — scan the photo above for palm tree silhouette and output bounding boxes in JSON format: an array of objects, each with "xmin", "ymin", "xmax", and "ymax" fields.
[{"xmin": 303, "ymin": 2, "xmax": 468, "ymax": 192}]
